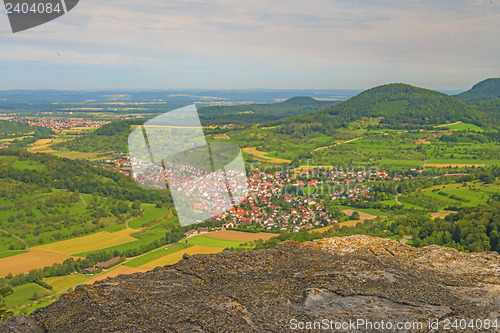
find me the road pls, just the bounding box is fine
[313,137,363,153]
[0,228,28,251]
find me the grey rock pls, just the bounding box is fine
[1,235,499,332]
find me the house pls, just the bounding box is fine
[95,257,121,269]
[81,267,96,275]
[197,227,209,232]
[184,229,197,238]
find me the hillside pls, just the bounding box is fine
[198,96,335,125]
[2,235,499,332]
[455,78,500,103]
[0,121,53,148]
[52,119,142,153]
[276,84,493,134]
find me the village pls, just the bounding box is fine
[110,155,392,234]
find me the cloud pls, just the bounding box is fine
[0,0,499,89]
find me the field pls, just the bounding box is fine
[310,219,365,233]
[139,245,225,269]
[124,243,193,268]
[0,251,72,277]
[436,122,483,132]
[202,230,279,242]
[32,229,138,256]
[185,235,250,248]
[342,209,378,220]
[44,274,89,292]
[84,265,148,284]
[3,283,53,309]
[0,251,28,259]
[128,204,171,229]
[424,163,487,168]
[242,147,292,164]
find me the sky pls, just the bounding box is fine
[0,0,499,90]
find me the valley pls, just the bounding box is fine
[0,79,499,320]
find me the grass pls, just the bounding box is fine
[13,301,54,316]
[10,160,46,171]
[44,274,89,292]
[124,243,192,268]
[73,226,168,257]
[139,245,225,269]
[0,251,28,259]
[438,122,483,132]
[128,204,171,229]
[3,283,53,309]
[0,251,72,277]
[32,229,138,256]
[330,205,388,217]
[185,235,249,248]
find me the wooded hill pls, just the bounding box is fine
[273,83,496,137]
[197,96,335,125]
[454,78,500,103]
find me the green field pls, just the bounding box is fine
[44,274,90,292]
[0,251,28,259]
[124,243,192,268]
[3,283,54,309]
[13,300,55,316]
[10,160,46,171]
[438,122,483,132]
[128,204,171,229]
[185,235,249,248]
[329,205,388,217]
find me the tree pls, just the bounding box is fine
[0,284,14,321]
[349,211,360,220]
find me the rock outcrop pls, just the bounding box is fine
[2,235,499,332]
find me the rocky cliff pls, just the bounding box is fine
[2,235,499,332]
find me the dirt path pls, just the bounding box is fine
[313,137,363,153]
[79,194,87,207]
[400,236,412,245]
[0,228,28,250]
[395,193,402,206]
[242,147,292,164]
[435,121,462,128]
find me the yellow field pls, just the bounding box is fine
[84,266,148,284]
[54,152,101,159]
[342,209,377,221]
[309,219,365,234]
[213,134,230,140]
[243,147,291,164]
[33,138,53,145]
[0,251,72,277]
[431,211,454,220]
[203,230,278,242]
[425,163,486,168]
[0,136,33,142]
[32,229,138,256]
[139,245,225,269]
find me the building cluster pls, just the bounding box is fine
[2,117,109,130]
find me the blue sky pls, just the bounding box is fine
[0,0,499,90]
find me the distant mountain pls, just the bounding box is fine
[454,78,500,103]
[275,83,493,134]
[198,96,336,125]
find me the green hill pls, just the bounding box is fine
[0,120,53,148]
[454,78,500,103]
[475,98,500,121]
[52,119,143,153]
[275,83,492,135]
[198,96,335,125]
